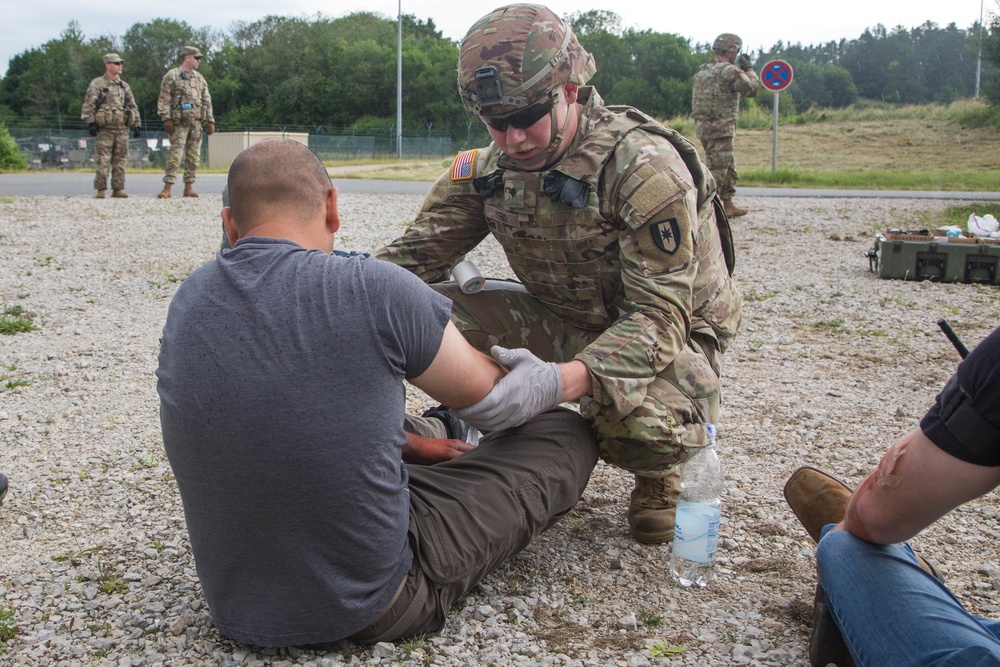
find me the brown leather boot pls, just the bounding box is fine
[183,183,199,198]
[95,189,106,199]
[783,467,852,542]
[723,198,748,218]
[157,184,172,199]
[628,470,682,544]
[111,190,128,198]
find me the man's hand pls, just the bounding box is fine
[737,53,753,71]
[163,119,174,135]
[451,346,562,432]
[205,121,215,135]
[402,432,475,465]
[133,125,141,138]
[88,122,98,137]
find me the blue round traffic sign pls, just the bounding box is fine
[761,60,794,92]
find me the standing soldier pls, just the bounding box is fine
[157,45,214,199]
[81,53,141,199]
[376,4,741,545]
[692,33,759,218]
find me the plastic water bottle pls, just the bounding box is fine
[669,424,724,587]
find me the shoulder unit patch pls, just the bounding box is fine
[451,149,478,181]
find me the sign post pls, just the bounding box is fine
[760,60,794,174]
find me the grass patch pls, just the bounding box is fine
[0,606,18,652]
[0,305,37,335]
[738,168,1000,191]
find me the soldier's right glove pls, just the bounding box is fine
[451,346,562,432]
[737,53,753,71]
[163,119,174,135]
[88,122,98,137]
[133,125,141,138]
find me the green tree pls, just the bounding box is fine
[121,19,214,124]
[0,121,28,169]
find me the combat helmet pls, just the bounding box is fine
[458,4,596,118]
[712,33,742,54]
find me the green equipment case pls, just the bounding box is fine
[869,232,1000,285]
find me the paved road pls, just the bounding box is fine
[0,172,997,200]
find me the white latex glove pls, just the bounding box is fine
[451,346,562,432]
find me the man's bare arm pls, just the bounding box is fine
[409,321,506,409]
[841,428,1000,544]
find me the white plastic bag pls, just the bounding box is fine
[968,213,999,238]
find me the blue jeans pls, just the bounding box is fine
[817,524,1000,666]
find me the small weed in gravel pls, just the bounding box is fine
[0,305,36,335]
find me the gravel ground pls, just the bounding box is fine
[1,192,999,667]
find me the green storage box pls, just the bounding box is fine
[874,236,1000,284]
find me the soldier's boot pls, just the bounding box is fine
[111,190,128,199]
[183,183,199,198]
[628,469,682,544]
[723,198,748,218]
[157,184,172,199]
[95,190,106,199]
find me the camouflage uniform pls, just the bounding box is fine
[377,86,741,474]
[692,34,759,202]
[157,64,213,185]
[81,68,140,193]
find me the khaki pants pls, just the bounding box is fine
[350,408,597,641]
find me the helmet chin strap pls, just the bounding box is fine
[505,90,575,171]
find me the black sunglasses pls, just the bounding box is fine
[484,100,552,132]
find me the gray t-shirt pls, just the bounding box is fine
[156,237,451,646]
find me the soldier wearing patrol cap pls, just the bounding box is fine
[157,45,214,199]
[376,3,742,544]
[80,53,141,199]
[692,33,759,218]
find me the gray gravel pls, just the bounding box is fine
[1,193,999,667]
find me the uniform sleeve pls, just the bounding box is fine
[200,74,214,123]
[157,71,172,119]
[373,166,491,282]
[125,83,141,126]
[724,64,759,99]
[81,81,97,121]
[575,133,700,420]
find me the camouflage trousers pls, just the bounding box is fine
[163,123,203,185]
[696,129,737,200]
[93,126,129,191]
[432,281,721,474]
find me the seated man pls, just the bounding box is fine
[784,324,1000,666]
[156,138,598,647]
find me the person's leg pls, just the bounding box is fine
[818,528,1000,667]
[93,130,112,194]
[182,124,203,187]
[352,408,598,641]
[162,123,188,186]
[110,128,128,193]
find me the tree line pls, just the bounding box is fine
[0,10,996,141]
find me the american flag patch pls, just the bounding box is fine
[450,149,477,181]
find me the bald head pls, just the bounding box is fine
[226,139,332,234]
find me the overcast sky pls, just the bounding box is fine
[2,0,990,77]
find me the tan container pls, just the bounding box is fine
[207,131,309,169]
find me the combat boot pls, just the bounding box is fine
[723,198,748,218]
[183,183,199,198]
[157,184,172,199]
[111,190,128,199]
[95,189,106,199]
[628,470,682,544]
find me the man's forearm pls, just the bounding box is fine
[559,360,593,402]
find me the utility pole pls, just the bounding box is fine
[976,0,984,98]
[396,0,403,158]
